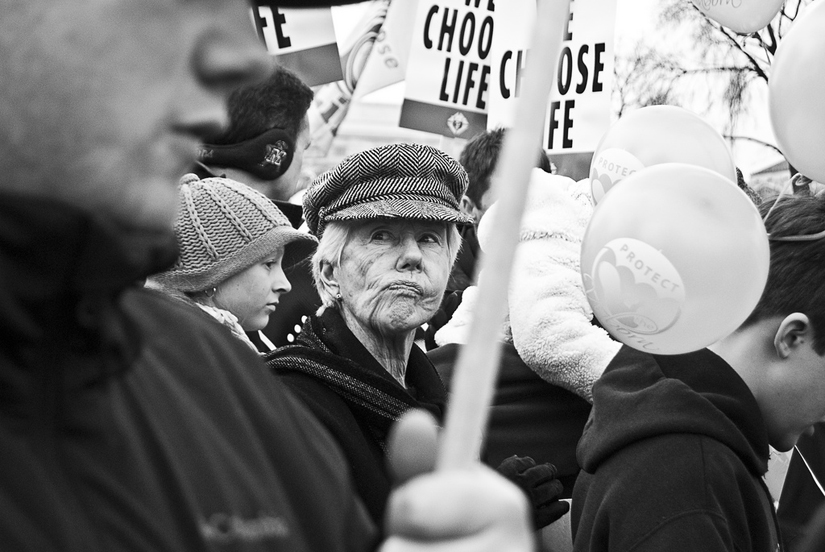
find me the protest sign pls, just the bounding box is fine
[399,0,495,139]
[488,0,617,154]
[309,1,390,157]
[251,3,343,86]
[353,0,419,100]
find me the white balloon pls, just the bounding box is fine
[581,163,769,355]
[590,148,646,204]
[691,0,784,34]
[769,0,825,183]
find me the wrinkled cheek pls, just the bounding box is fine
[419,288,444,314]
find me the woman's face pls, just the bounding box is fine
[332,219,452,338]
[214,249,291,331]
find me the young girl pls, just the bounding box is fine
[149,174,316,352]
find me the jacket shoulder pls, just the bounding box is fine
[573,433,772,552]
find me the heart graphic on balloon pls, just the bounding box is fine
[589,148,646,204]
[587,240,684,339]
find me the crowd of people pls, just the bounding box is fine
[2,0,825,551]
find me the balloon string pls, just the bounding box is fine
[762,175,795,225]
[794,445,825,499]
[759,32,772,68]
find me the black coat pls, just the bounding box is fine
[572,346,782,552]
[266,309,447,526]
[0,194,376,552]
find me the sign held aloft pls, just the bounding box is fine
[251,2,343,86]
[400,0,497,139]
[488,0,617,154]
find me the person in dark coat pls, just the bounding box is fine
[267,143,567,529]
[0,0,546,550]
[428,171,617,549]
[572,194,825,552]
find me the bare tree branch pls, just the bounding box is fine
[723,135,784,155]
[714,24,770,81]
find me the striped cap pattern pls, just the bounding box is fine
[152,174,316,293]
[303,143,474,237]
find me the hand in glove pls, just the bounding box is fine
[496,455,569,530]
[382,411,535,552]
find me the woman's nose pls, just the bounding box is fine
[396,236,423,270]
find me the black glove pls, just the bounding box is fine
[496,455,570,530]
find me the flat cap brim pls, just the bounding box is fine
[324,196,475,227]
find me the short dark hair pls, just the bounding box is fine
[208,64,313,145]
[458,127,551,206]
[742,195,825,354]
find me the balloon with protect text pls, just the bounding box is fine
[588,105,736,205]
[581,163,769,355]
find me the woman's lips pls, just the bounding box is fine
[386,281,424,295]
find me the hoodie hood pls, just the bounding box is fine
[577,345,770,477]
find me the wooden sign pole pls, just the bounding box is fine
[437,0,572,471]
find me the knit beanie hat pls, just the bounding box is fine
[152,174,317,293]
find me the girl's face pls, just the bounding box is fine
[214,248,291,331]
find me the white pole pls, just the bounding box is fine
[437,0,572,470]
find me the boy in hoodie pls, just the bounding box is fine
[571,193,825,552]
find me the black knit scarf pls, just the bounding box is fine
[264,309,446,449]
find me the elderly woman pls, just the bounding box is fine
[265,143,465,523]
[149,174,316,352]
[265,143,566,529]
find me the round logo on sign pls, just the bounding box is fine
[589,148,645,204]
[588,238,685,338]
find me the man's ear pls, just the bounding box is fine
[774,313,813,359]
[319,260,339,296]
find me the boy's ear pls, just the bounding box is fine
[774,313,812,359]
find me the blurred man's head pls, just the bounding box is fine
[458,127,552,225]
[199,64,314,201]
[0,0,270,231]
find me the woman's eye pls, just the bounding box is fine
[370,230,392,241]
[419,233,441,244]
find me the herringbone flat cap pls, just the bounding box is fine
[303,143,474,237]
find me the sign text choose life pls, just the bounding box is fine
[423,1,495,110]
[549,0,607,150]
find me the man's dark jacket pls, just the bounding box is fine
[572,346,782,552]
[0,193,376,551]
